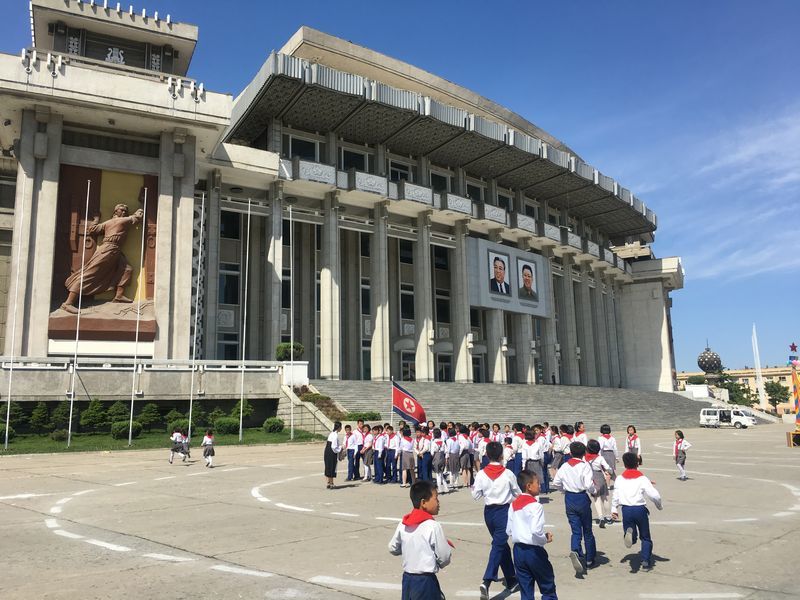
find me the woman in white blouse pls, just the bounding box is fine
[324,421,343,489]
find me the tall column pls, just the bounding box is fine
[299,223,316,377]
[514,239,535,384]
[592,267,611,387]
[266,182,283,360]
[370,202,390,380]
[451,219,473,383]
[613,281,627,387]
[154,131,175,358]
[540,248,559,384]
[342,229,361,379]
[559,253,580,385]
[247,215,265,359]
[319,192,341,379]
[203,170,221,359]
[171,133,197,359]
[414,211,435,381]
[486,309,507,383]
[604,274,621,387]
[576,260,597,386]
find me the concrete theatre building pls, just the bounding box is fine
[0,1,683,394]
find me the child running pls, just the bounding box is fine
[585,439,613,528]
[388,480,452,599]
[507,470,558,600]
[201,428,215,468]
[168,426,185,464]
[674,430,692,480]
[598,424,618,481]
[612,452,662,571]
[626,425,642,465]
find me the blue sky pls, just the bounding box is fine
[3,1,798,372]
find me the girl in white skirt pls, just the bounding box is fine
[202,429,215,468]
[674,430,692,480]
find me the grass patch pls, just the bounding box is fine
[0,428,324,455]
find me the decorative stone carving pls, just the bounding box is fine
[218,309,235,328]
[105,47,125,65]
[543,223,560,242]
[514,214,537,234]
[398,181,433,205]
[446,193,472,215]
[67,36,81,55]
[150,53,162,72]
[586,240,599,257]
[349,171,388,196]
[482,204,507,224]
[402,321,415,336]
[437,326,450,339]
[295,158,336,185]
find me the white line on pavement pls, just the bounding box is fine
[375,517,401,522]
[211,565,273,578]
[275,502,314,512]
[639,594,743,599]
[723,518,759,523]
[772,512,794,517]
[54,529,83,539]
[154,476,176,481]
[651,521,697,525]
[85,539,131,552]
[112,482,137,487]
[0,493,52,500]
[330,512,359,517]
[219,467,249,472]
[187,471,209,476]
[56,497,73,505]
[49,506,62,514]
[308,575,401,590]
[646,468,732,478]
[45,518,59,528]
[72,489,96,496]
[142,553,195,562]
[261,464,287,468]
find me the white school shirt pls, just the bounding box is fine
[502,445,515,466]
[440,430,450,442]
[575,432,589,445]
[598,435,618,458]
[586,454,612,473]
[363,433,374,450]
[506,495,548,546]
[626,434,641,455]
[345,433,359,451]
[170,432,182,443]
[552,459,596,494]
[512,433,525,454]
[544,429,553,444]
[491,430,504,443]
[415,436,431,456]
[387,433,400,451]
[432,438,446,455]
[520,440,536,463]
[550,435,563,453]
[673,439,692,456]
[201,435,214,447]
[399,436,414,453]
[374,432,386,455]
[471,464,521,505]
[328,431,342,453]
[477,438,489,461]
[353,429,364,447]
[447,438,460,455]
[612,470,662,512]
[388,517,451,574]
[457,434,471,453]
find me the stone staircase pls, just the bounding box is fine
[310,380,711,431]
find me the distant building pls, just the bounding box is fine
[677,366,793,395]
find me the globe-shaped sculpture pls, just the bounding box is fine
[697,347,722,373]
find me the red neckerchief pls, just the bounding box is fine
[425,434,432,440]
[403,436,412,443]
[585,452,599,462]
[567,458,583,466]
[515,432,525,439]
[388,433,396,440]
[511,493,538,511]
[601,433,612,439]
[621,468,644,479]
[525,439,535,446]
[674,439,681,456]
[402,508,435,526]
[563,433,573,441]
[345,433,352,445]
[483,463,506,480]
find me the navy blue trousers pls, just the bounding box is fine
[513,543,558,600]
[481,455,490,469]
[483,503,517,585]
[401,572,441,600]
[385,449,397,482]
[373,451,384,483]
[621,504,653,563]
[564,492,596,563]
[354,444,363,477]
[511,454,522,476]
[418,453,433,481]
[541,453,551,493]
[346,449,357,480]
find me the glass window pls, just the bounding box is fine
[360,233,370,257]
[219,273,239,305]
[430,172,449,194]
[497,194,512,211]
[399,239,413,264]
[466,183,483,202]
[435,298,450,324]
[433,246,449,270]
[282,219,291,243]
[401,352,416,381]
[362,349,371,381]
[361,286,370,315]
[282,269,291,309]
[220,211,240,239]
[0,179,14,210]
[524,204,537,218]
[470,308,481,328]
[389,160,412,183]
[217,341,239,360]
[289,137,317,161]
[400,291,415,320]
[341,148,367,171]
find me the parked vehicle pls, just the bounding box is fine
[699,408,756,429]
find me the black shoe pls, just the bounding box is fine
[599,519,606,529]
[641,561,652,571]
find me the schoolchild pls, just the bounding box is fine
[400,427,417,488]
[447,428,461,487]
[181,429,191,460]
[598,424,619,480]
[574,422,588,446]
[439,422,450,442]
[507,470,558,600]
[510,423,526,476]
[612,452,662,571]
[386,425,400,483]
[560,425,574,462]
[201,428,215,468]
[324,421,342,489]
[458,425,473,489]
[478,429,491,469]
[388,480,452,600]
[344,425,359,481]
[626,425,642,465]
[353,419,364,480]
[491,423,503,443]
[361,425,374,482]
[585,439,613,527]
[168,426,185,464]
[373,425,386,484]
[431,428,450,494]
[503,436,515,467]
[549,426,564,474]
[552,441,597,575]
[472,441,520,600]
[674,430,692,481]
[415,427,433,482]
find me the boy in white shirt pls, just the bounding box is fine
[372,425,385,484]
[472,441,521,600]
[507,470,557,600]
[612,452,662,571]
[389,480,452,599]
[361,425,374,482]
[344,425,359,481]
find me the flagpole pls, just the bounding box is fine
[238,198,251,443]
[128,187,148,446]
[389,375,394,429]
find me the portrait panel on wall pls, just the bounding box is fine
[488,251,511,296]
[517,258,538,302]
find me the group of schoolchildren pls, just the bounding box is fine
[168,427,216,468]
[389,422,693,600]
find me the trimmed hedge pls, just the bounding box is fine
[346,411,381,422]
[168,419,190,434]
[213,416,240,435]
[263,417,284,433]
[50,429,67,441]
[0,423,15,441]
[111,420,142,440]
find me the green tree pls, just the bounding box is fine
[764,381,790,409]
[136,403,162,432]
[686,375,706,385]
[29,401,51,432]
[0,401,28,427]
[165,408,185,426]
[276,342,304,361]
[208,406,226,424]
[80,399,108,431]
[50,400,72,430]
[230,398,254,421]
[107,401,129,423]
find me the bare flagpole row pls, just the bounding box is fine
[67,179,92,448]
[187,193,206,442]
[239,198,252,442]
[127,187,148,446]
[3,178,26,450]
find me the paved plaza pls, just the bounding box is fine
[1,423,798,599]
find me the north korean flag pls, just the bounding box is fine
[392,381,427,425]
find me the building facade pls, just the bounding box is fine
[0,1,683,392]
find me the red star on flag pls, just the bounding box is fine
[791,343,798,353]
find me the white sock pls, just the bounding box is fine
[677,464,686,478]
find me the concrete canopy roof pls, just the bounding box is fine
[226,33,656,239]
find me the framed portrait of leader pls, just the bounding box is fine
[488,251,511,295]
[517,258,538,302]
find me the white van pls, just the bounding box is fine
[699,408,757,429]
